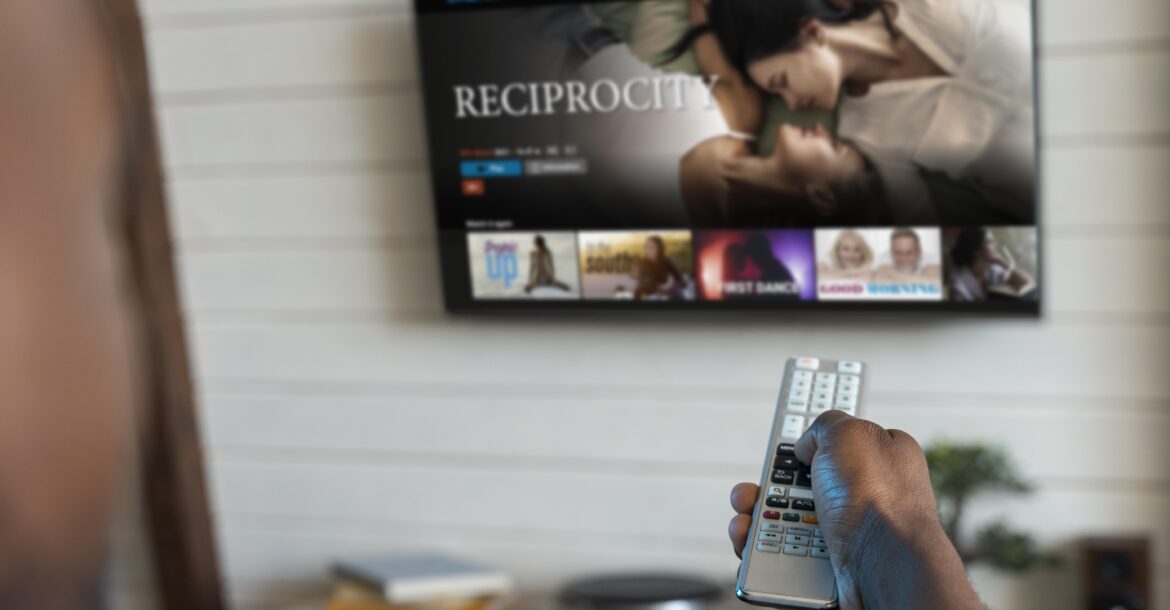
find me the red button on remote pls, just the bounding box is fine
[762,511,781,520]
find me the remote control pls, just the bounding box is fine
[736,357,866,609]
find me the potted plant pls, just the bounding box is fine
[925,441,1060,571]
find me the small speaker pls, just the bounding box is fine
[1081,537,1150,610]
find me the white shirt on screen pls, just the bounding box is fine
[950,262,1011,301]
[838,0,1035,222]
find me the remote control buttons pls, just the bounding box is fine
[773,456,800,470]
[757,541,782,553]
[788,487,814,500]
[756,358,863,567]
[780,415,805,438]
[792,499,815,511]
[836,392,858,406]
[795,357,820,370]
[838,361,863,374]
[771,469,795,485]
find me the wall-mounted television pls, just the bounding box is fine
[414,0,1040,313]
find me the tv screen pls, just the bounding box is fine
[414,0,1040,313]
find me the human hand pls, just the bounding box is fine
[995,245,1016,270]
[728,411,982,610]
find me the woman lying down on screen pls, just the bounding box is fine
[672,0,1036,224]
[678,122,889,227]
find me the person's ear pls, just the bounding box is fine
[806,183,837,217]
[800,20,827,46]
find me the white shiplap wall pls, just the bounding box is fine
[121,0,1170,607]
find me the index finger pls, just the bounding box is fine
[794,410,854,465]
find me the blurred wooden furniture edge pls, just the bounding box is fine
[279,591,553,610]
[100,0,226,608]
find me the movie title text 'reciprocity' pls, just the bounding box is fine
[453,76,719,119]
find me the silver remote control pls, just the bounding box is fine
[736,356,866,609]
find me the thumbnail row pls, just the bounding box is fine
[468,228,1039,303]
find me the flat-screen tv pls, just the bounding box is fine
[414,0,1040,313]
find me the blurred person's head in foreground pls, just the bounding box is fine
[2,2,143,608]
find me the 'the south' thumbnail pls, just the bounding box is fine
[577,231,695,301]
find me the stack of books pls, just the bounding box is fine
[328,552,514,610]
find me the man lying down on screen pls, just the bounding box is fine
[577,0,1036,227]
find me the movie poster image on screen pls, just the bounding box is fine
[942,227,1038,302]
[467,232,581,299]
[815,228,943,301]
[414,0,1036,235]
[577,231,695,301]
[696,230,815,301]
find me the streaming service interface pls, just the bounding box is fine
[415,0,1040,312]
